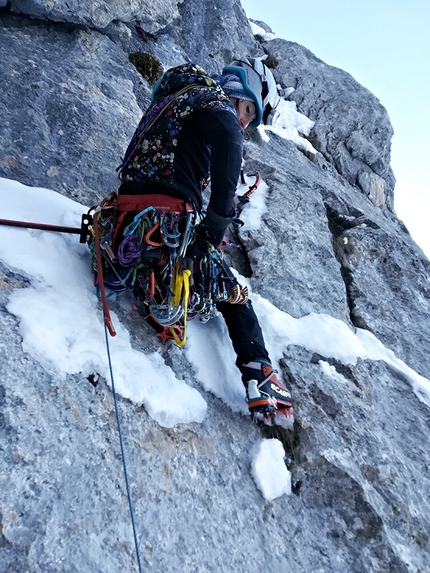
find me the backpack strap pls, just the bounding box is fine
[117,83,203,179]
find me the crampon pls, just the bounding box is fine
[243,359,294,430]
[249,398,294,430]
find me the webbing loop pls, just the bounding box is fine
[169,266,191,347]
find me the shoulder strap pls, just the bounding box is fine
[117,83,202,179]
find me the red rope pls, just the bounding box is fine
[93,213,116,337]
[0,218,82,235]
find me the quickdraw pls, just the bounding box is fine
[169,265,192,347]
[231,171,262,228]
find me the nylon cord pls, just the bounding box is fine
[104,324,143,573]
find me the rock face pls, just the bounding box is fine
[1,2,430,573]
[0,16,143,207]
[270,39,396,209]
[9,0,182,31]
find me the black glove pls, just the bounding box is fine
[190,206,231,257]
[189,226,214,258]
[204,205,231,247]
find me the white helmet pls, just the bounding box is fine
[222,57,280,128]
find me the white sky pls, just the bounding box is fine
[241,0,430,259]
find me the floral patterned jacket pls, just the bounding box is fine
[119,64,243,218]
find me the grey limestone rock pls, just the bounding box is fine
[166,0,257,73]
[238,136,351,323]
[9,0,182,31]
[337,212,430,377]
[0,15,143,206]
[1,2,430,572]
[261,37,396,209]
[239,131,430,379]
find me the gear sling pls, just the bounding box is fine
[88,186,250,347]
[89,191,197,346]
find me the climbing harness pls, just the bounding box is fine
[87,172,261,346]
[87,192,195,345]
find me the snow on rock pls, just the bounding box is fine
[265,99,316,154]
[251,439,292,500]
[0,178,207,428]
[247,19,277,42]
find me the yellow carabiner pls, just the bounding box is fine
[170,267,191,347]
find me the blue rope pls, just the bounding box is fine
[104,324,143,573]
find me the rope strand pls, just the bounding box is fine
[104,324,143,573]
[117,234,144,267]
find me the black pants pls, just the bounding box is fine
[117,183,270,372]
[216,299,269,372]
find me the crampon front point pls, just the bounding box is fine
[250,401,294,430]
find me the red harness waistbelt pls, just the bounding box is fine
[115,193,193,214]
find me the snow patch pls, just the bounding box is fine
[247,20,277,42]
[251,439,292,500]
[265,99,316,154]
[1,177,430,430]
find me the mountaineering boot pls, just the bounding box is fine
[242,359,294,428]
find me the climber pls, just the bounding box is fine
[117,57,293,424]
